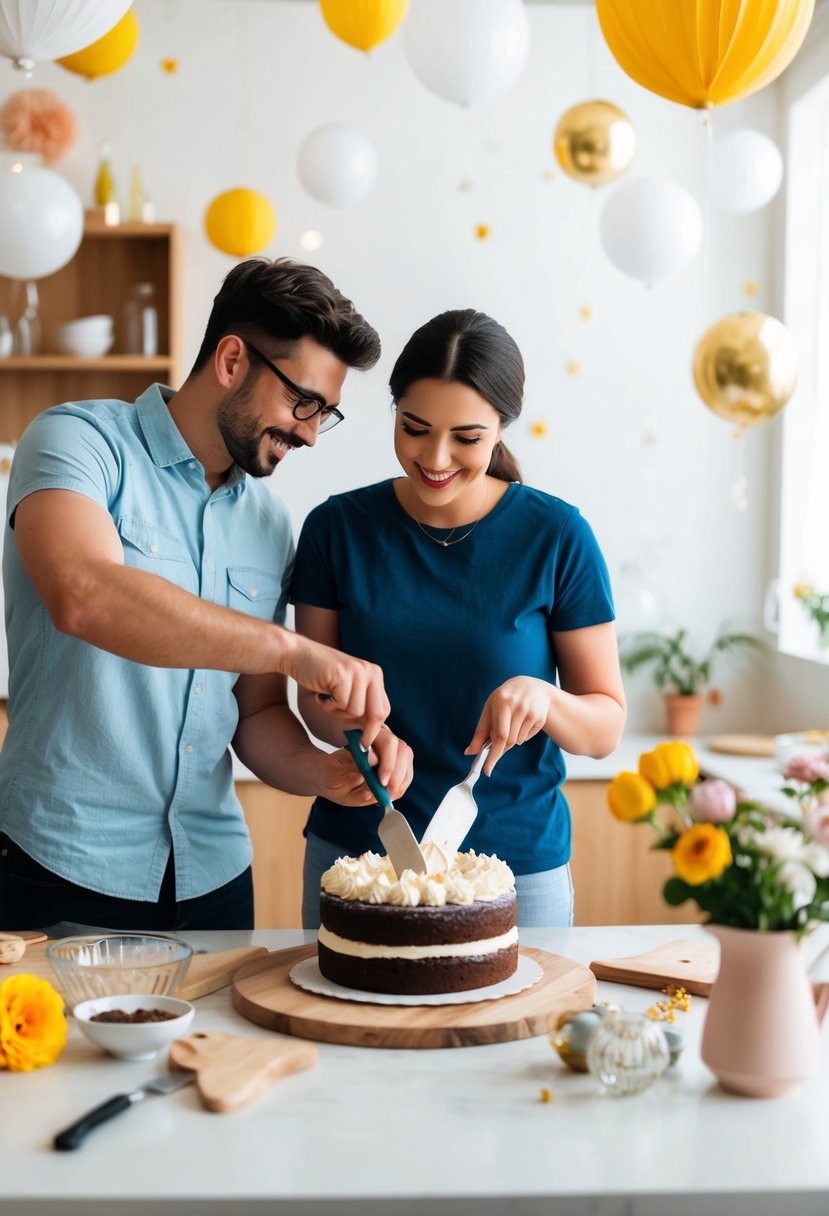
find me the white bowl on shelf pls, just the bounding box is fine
[55,330,114,358]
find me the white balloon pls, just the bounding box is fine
[0,0,132,70]
[600,177,703,285]
[297,124,378,208]
[0,161,83,280]
[711,128,783,215]
[403,0,530,107]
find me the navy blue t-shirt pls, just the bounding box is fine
[290,479,614,875]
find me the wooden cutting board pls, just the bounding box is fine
[705,734,775,757]
[589,939,719,997]
[169,1031,317,1112]
[0,940,268,1005]
[232,943,596,1049]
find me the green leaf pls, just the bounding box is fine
[662,877,693,906]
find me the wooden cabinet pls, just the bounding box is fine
[0,215,183,442]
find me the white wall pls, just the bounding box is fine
[2,0,811,733]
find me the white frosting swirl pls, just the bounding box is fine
[321,842,514,907]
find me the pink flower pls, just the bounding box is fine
[805,804,829,851]
[689,779,737,824]
[783,750,829,785]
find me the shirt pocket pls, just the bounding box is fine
[227,566,282,622]
[117,516,198,594]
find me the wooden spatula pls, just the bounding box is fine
[168,1031,318,1112]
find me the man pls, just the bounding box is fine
[0,257,411,931]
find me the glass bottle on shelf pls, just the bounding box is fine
[14,281,41,356]
[0,314,12,358]
[124,283,158,357]
[128,167,156,224]
[94,141,120,225]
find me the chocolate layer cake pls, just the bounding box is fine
[318,845,518,995]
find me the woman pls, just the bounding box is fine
[291,309,626,927]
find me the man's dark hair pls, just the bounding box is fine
[190,257,381,374]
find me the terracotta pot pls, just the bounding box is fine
[701,925,821,1098]
[663,691,703,737]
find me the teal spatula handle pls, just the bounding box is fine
[344,729,393,810]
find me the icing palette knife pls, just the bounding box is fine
[344,729,427,879]
[421,742,491,854]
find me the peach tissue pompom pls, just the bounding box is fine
[0,89,78,164]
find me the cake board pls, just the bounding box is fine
[231,943,597,1049]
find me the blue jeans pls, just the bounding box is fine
[302,832,574,930]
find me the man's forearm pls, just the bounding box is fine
[233,703,330,795]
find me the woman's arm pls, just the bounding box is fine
[294,603,414,798]
[466,622,626,771]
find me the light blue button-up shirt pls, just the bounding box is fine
[0,386,294,900]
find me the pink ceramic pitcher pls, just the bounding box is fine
[701,925,825,1099]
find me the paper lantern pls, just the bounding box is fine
[600,178,702,285]
[0,159,83,279]
[0,0,131,71]
[57,8,138,80]
[711,129,783,215]
[403,0,529,107]
[596,0,814,109]
[298,124,377,207]
[554,100,637,187]
[693,312,797,428]
[204,189,276,257]
[319,0,408,52]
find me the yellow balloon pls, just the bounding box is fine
[692,312,798,428]
[57,9,139,80]
[319,0,409,52]
[204,189,277,258]
[596,0,814,109]
[553,100,636,186]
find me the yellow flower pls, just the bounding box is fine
[607,771,657,822]
[671,824,732,886]
[793,581,814,600]
[639,741,699,790]
[0,975,68,1072]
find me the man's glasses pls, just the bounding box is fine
[245,341,344,433]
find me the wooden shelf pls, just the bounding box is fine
[0,355,174,372]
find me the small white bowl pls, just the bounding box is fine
[72,994,194,1061]
[56,314,114,333]
[55,331,114,358]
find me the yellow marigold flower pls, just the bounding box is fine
[639,741,699,790]
[671,824,732,886]
[0,975,68,1072]
[607,771,656,822]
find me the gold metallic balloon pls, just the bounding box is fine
[553,100,637,186]
[692,311,798,428]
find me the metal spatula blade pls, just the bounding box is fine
[421,742,492,854]
[344,730,427,878]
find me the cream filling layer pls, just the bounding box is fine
[318,925,518,961]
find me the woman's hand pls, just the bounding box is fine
[320,727,414,807]
[466,677,554,774]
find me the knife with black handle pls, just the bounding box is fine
[53,1071,195,1150]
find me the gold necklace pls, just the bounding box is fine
[414,516,480,547]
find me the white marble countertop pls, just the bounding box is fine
[2,924,828,1216]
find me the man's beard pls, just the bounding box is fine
[217,377,299,478]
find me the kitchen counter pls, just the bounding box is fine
[2,924,828,1216]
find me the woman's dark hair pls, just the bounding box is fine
[389,309,523,483]
[190,257,381,374]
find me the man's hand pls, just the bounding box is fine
[319,731,414,807]
[287,635,390,747]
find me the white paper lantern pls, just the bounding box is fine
[600,178,702,286]
[297,124,378,208]
[0,0,132,71]
[403,0,530,107]
[0,160,83,279]
[711,128,783,215]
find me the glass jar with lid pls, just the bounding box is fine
[586,1008,670,1096]
[124,282,158,357]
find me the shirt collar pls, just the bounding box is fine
[135,384,247,496]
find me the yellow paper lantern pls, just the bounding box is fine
[319,0,409,52]
[56,8,139,80]
[692,311,798,429]
[204,189,277,257]
[596,0,814,109]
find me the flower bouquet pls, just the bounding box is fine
[607,741,829,935]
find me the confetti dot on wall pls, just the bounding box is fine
[579,305,592,321]
[474,224,491,241]
[160,58,179,74]
[742,280,758,297]
[458,180,473,193]
[540,169,556,183]
[530,421,548,439]
[0,457,11,473]
[299,229,323,251]
[565,360,581,376]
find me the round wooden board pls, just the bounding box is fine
[705,733,775,757]
[231,944,596,1049]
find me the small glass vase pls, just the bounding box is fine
[586,1009,670,1096]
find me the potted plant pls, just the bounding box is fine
[619,625,765,736]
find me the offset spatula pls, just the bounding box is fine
[344,729,427,878]
[421,742,491,854]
